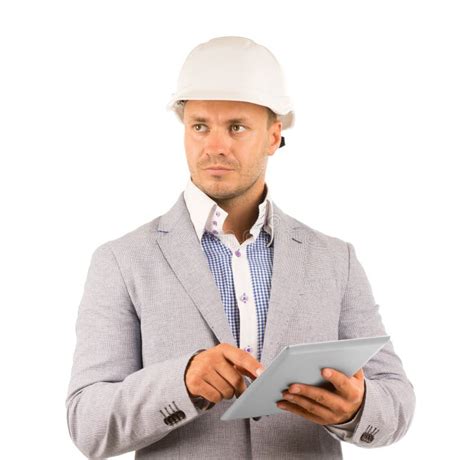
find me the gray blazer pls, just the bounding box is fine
[65,192,415,459]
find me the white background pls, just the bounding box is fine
[1,1,473,458]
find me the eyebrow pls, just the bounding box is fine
[187,116,250,124]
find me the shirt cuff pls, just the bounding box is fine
[190,395,215,411]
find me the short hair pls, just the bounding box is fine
[266,107,279,128]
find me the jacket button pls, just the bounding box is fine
[360,425,379,443]
[161,402,187,426]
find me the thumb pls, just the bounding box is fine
[353,368,365,380]
[235,375,248,398]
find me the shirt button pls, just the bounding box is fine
[212,220,217,225]
[244,346,252,352]
[239,293,248,303]
[235,249,241,257]
[212,230,218,235]
[216,211,220,217]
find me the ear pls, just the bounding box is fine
[267,121,283,156]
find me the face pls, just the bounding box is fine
[182,100,282,202]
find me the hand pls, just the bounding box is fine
[185,343,265,404]
[277,368,365,425]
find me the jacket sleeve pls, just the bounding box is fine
[322,242,416,447]
[65,242,206,459]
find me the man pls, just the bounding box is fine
[66,36,415,459]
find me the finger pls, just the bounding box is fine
[198,378,226,404]
[279,393,336,420]
[234,363,258,381]
[215,364,248,397]
[237,373,248,396]
[205,369,239,400]
[353,368,365,381]
[285,384,346,413]
[232,365,252,397]
[234,378,247,398]
[220,343,264,379]
[276,399,334,425]
[321,368,353,397]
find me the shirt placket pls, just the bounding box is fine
[231,243,259,359]
[210,205,262,360]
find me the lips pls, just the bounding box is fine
[205,167,233,171]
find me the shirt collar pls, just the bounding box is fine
[183,177,274,247]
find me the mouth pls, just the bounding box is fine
[205,167,234,174]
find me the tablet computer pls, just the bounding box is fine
[221,335,390,421]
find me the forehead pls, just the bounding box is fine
[183,100,267,122]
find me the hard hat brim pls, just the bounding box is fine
[166,92,294,130]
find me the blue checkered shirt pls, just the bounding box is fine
[183,177,274,362]
[201,229,273,361]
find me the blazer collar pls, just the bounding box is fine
[155,192,308,367]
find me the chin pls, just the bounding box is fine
[206,182,238,200]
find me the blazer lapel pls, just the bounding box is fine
[155,192,237,348]
[259,202,307,367]
[155,192,308,367]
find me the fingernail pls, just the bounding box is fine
[323,369,332,378]
[256,368,264,377]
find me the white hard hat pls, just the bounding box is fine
[166,36,295,134]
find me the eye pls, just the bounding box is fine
[192,124,208,132]
[230,124,246,133]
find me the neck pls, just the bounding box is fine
[217,181,267,245]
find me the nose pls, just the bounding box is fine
[203,127,232,155]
